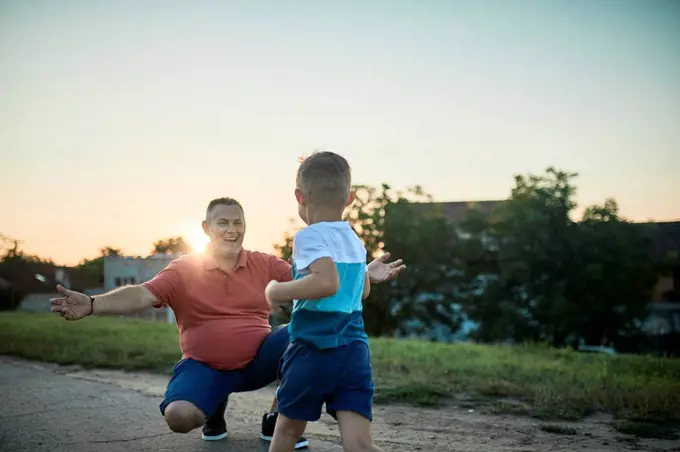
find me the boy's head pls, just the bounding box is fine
[295,151,354,224]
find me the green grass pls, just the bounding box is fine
[2,312,680,428]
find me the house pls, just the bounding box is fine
[103,254,179,322]
[0,261,103,312]
[103,254,179,291]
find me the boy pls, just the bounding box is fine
[264,151,384,452]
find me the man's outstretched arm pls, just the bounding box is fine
[93,285,159,314]
[50,284,159,320]
[51,263,181,321]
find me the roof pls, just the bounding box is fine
[436,201,504,224]
[386,202,680,264]
[105,254,182,261]
[387,200,504,225]
[0,262,101,294]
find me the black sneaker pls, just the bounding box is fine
[201,420,227,441]
[202,400,228,441]
[261,412,309,449]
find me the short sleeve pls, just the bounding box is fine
[142,260,184,309]
[270,255,293,282]
[293,226,333,272]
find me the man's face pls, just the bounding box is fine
[202,204,245,256]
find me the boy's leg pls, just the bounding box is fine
[269,414,308,452]
[336,411,383,452]
[326,341,378,452]
[274,343,329,450]
[234,324,309,447]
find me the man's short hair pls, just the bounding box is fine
[296,151,352,208]
[205,197,244,221]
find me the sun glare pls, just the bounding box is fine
[187,228,210,253]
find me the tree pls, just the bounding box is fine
[456,167,661,347]
[77,246,123,285]
[273,219,298,263]
[0,236,53,265]
[376,196,463,338]
[151,237,191,255]
[567,201,661,346]
[0,236,54,310]
[273,184,462,337]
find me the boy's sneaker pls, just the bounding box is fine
[261,412,309,449]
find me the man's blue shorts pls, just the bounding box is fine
[276,340,375,422]
[160,325,289,418]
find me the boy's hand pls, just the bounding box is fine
[265,280,280,307]
[367,252,406,283]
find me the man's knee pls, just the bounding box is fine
[163,401,206,433]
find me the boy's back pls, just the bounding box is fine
[289,221,368,349]
[265,150,383,452]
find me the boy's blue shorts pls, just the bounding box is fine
[276,340,374,422]
[159,325,289,418]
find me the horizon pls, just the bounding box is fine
[2,1,679,266]
[4,193,679,268]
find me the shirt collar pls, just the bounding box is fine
[203,248,248,271]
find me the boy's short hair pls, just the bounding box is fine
[205,197,244,221]
[296,151,352,208]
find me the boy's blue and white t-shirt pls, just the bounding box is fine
[289,221,368,349]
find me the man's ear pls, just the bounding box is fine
[295,188,306,205]
[346,190,356,207]
[201,220,209,235]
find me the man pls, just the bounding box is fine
[50,197,405,450]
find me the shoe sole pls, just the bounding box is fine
[260,434,309,450]
[295,439,310,449]
[201,432,228,441]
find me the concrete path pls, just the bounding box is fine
[3,357,676,452]
[0,361,341,452]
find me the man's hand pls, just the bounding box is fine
[367,252,406,283]
[50,285,93,321]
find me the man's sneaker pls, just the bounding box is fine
[261,412,309,450]
[202,400,228,441]
[201,419,228,441]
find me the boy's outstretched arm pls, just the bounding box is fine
[266,257,339,306]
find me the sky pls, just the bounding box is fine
[1,0,679,266]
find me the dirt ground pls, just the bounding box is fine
[4,357,679,452]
